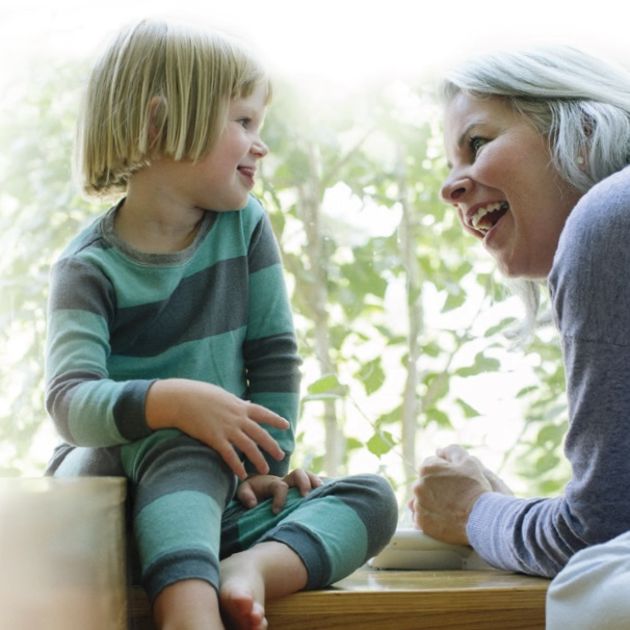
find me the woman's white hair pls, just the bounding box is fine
[442,46,630,193]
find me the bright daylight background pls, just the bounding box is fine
[1,0,629,506]
[3,0,628,92]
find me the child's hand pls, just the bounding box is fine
[237,469,323,513]
[146,379,290,480]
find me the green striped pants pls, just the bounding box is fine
[53,431,399,602]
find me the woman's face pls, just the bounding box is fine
[441,92,582,279]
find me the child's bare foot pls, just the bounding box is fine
[219,541,308,630]
[152,578,225,630]
[219,553,267,630]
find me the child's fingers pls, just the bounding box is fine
[233,435,271,475]
[287,469,311,495]
[308,472,323,488]
[285,469,323,495]
[216,443,248,480]
[270,479,289,513]
[242,422,285,461]
[236,481,258,508]
[295,469,316,495]
[246,402,290,429]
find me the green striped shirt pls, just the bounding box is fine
[46,195,301,475]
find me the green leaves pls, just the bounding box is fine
[355,357,385,396]
[367,431,396,457]
[456,353,501,378]
[1,61,569,498]
[304,374,349,400]
[456,398,481,419]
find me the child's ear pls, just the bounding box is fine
[146,96,167,151]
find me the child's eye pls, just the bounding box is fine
[238,118,251,128]
[469,136,487,157]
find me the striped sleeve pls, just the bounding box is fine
[45,255,154,446]
[243,206,301,476]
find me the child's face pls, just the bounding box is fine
[184,82,269,212]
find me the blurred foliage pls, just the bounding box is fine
[0,62,570,501]
[0,61,108,475]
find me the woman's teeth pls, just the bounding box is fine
[470,201,509,233]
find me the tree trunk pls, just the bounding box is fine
[297,145,343,476]
[397,151,424,484]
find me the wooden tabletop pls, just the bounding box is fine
[265,567,550,630]
[129,567,550,629]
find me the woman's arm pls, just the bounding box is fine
[467,169,630,576]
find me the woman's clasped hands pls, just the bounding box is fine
[410,444,513,545]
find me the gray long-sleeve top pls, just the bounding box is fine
[467,165,630,577]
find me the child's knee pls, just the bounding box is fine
[324,473,398,551]
[355,473,398,539]
[123,432,238,500]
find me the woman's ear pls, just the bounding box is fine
[576,153,588,171]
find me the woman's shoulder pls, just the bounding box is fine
[586,165,630,204]
[550,166,630,337]
[565,166,630,235]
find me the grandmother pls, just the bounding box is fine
[409,46,630,629]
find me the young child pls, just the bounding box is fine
[45,19,398,629]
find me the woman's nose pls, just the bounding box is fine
[440,175,471,204]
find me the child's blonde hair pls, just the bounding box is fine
[76,19,270,197]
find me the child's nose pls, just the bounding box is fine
[252,139,268,158]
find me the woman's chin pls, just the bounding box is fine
[495,258,550,280]
[492,254,521,279]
